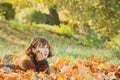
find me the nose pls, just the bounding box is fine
[44,49,49,53]
[44,50,48,53]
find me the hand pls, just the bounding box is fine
[0,63,4,68]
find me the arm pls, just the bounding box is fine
[2,60,35,71]
[0,63,22,70]
[0,63,4,68]
[21,60,36,71]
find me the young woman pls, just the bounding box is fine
[0,37,53,74]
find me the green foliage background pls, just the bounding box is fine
[0,0,120,64]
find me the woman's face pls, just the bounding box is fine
[32,44,49,61]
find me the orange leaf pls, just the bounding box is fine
[72,64,79,75]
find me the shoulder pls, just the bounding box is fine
[10,55,29,66]
[10,55,22,67]
[21,56,35,70]
[11,55,35,70]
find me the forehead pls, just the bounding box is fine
[32,38,49,47]
[38,43,49,47]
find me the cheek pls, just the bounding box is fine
[42,52,49,58]
[43,51,49,55]
[32,48,38,54]
[36,53,42,59]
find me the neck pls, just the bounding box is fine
[38,59,46,63]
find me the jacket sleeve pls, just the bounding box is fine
[5,58,35,71]
[21,60,36,71]
[5,63,23,70]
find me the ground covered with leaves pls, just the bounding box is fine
[0,57,120,80]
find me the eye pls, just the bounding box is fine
[36,51,41,54]
[37,51,40,53]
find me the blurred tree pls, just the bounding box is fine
[46,0,120,36]
[90,0,120,36]
[49,6,60,25]
[1,0,120,37]
[0,2,15,20]
[25,6,60,25]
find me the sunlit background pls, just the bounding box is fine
[0,0,120,64]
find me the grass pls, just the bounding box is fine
[0,20,120,65]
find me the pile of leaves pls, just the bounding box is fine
[0,57,120,80]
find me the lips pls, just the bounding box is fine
[43,54,48,57]
[42,53,48,58]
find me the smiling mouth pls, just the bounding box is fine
[44,54,47,56]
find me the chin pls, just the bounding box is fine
[37,59,42,61]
